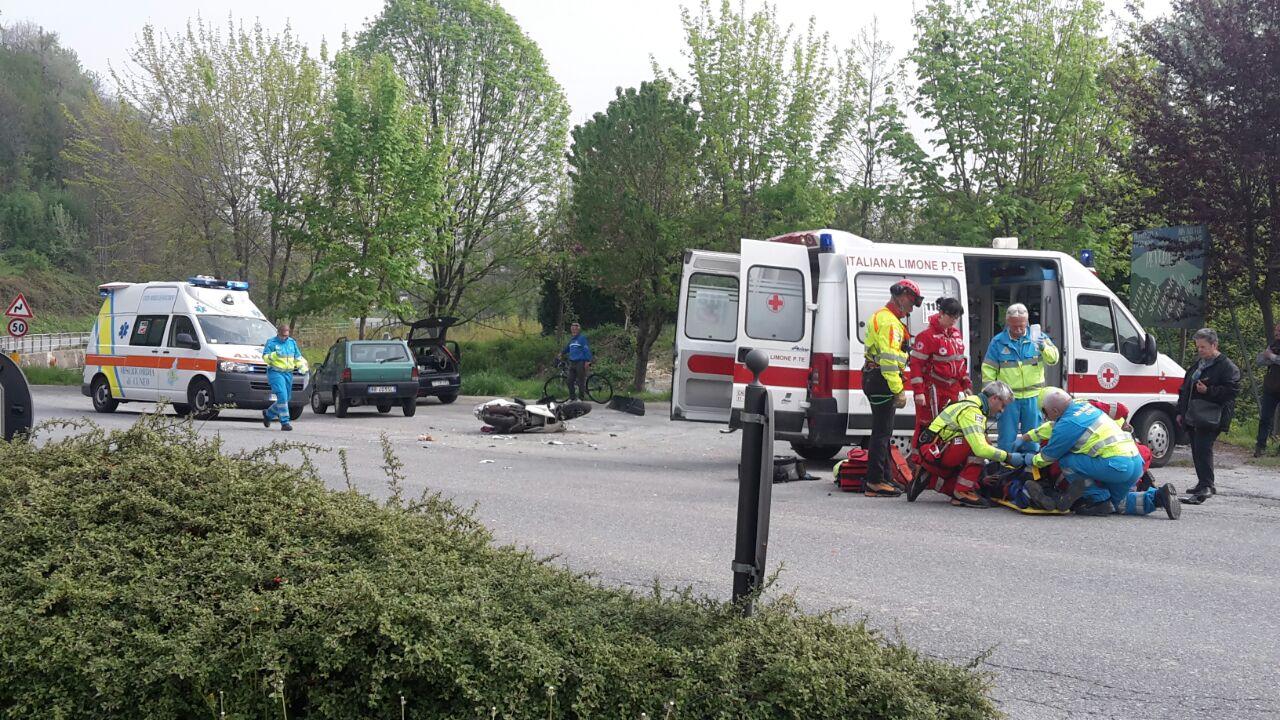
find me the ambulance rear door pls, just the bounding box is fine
[671,250,740,422]
[845,248,968,436]
[733,239,813,430]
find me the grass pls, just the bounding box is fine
[17,365,81,386]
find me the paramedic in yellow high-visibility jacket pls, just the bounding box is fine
[262,323,308,431]
[861,279,923,497]
[982,303,1059,451]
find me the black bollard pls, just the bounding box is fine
[732,348,774,615]
[0,353,33,441]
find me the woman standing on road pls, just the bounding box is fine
[1176,328,1241,499]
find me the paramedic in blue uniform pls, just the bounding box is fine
[560,322,593,401]
[262,324,308,431]
[982,303,1059,451]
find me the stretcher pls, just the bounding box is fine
[992,498,1069,515]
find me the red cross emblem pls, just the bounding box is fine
[767,293,784,313]
[1098,362,1120,390]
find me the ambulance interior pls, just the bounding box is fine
[963,257,1065,390]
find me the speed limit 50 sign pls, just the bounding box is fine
[7,317,29,338]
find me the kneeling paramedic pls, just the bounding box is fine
[1020,393,1156,491]
[262,324,308,431]
[862,279,923,497]
[1022,389,1179,518]
[982,303,1059,451]
[908,381,1016,508]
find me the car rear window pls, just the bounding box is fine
[349,343,411,363]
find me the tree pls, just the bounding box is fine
[358,0,569,321]
[1117,0,1280,332]
[568,81,700,392]
[823,21,925,240]
[292,52,444,338]
[910,0,1129,268]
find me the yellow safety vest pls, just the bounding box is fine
[926,396,1008,462]
[865,306,909,394]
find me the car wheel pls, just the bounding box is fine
[288,403,305,421]
[334,387,349,418]
[1135,408,1175,468]
[188,378,218,420]
[311,391,328,414]
[90,376,119,413]
[377,403,392,414]
[788,441,844,462]
[172,403,191,416]
[437,392,458,405]
[402,397,417,417]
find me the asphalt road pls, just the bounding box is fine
[24,386,1280,720]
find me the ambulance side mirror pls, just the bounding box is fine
[1142,333,1158,365]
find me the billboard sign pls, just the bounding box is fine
[1130,225,1209,329]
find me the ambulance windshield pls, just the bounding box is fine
[198,315,276,346]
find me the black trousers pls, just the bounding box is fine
[1190,427,1219,489]
[1257,390,1280,448]
[864,370,897,485]
[567,360,589,400]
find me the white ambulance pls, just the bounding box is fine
[81,276,311,419]
[671,230,1187,467]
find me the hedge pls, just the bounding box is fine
[0,417,998,719]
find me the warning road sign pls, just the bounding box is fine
[7,317,29,337]
[5,293,33,319]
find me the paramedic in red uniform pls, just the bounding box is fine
[908,296,970,447]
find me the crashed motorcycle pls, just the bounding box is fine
[474,397,591,434]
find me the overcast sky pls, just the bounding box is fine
[4,0,1170,125]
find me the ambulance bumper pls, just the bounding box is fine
[213,370,311,410]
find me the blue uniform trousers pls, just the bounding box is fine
[997,395,1042,451]
[264,369,292,425]
[1059,452,1155,515]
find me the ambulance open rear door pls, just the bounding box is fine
[732,239,813,434]
[671,250,740,422]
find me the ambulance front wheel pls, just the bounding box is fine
[789,441,843,461]
[1134,408,1175,468]
[288,403,305,421]
[90,376,118,413]
[187,378,219,420]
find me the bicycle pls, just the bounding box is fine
[543,358,614,404]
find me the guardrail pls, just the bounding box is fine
[0,332,91,354]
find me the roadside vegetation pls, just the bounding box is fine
[15,365,79,385]
[0,417,997,718]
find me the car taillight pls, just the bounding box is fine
[808,352,834,399]
[341,368,351,383]
[412,366,419,378]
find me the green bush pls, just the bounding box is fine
[461,369,545,399]
[459,334,561,378]
[16,365,81,385]
[0,418,997,719]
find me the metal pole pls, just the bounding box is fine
[732,349,772,615]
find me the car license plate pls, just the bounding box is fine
[431,380,449,387]
[369,386,396,394]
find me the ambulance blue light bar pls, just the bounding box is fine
[819,232,834,252]
[188,276,250,291]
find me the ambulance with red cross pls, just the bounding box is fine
[81,277,311,419]
[671,230,1187,467]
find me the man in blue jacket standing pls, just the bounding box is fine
[561,322,592,401]
[262,323,308,431]
[982,304,1060,451]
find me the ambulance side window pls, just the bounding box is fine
[744,266,804,342]
[130,315,169,347]
[167,316,199,349]
[853,273,962,342]
[1077,295,1118,352]
[684,273,739,342]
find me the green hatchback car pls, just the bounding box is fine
[309,339,419,417]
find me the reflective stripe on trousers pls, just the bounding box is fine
[264,370,292,424]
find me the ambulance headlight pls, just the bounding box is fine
[219,361,254,373]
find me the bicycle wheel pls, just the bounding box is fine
[586,374,614,404]
[542,374,570,403]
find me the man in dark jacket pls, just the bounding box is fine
[1254,322,1280,456]
[1176,328,1242,498]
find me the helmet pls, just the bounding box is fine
[890,279,923,308]
[981,380,1013,405]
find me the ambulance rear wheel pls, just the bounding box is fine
[288,403,305,420]
[1134,408,1175,468]
[789,442,843,461]
[187,379,219,420]
[90,376,118,413]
